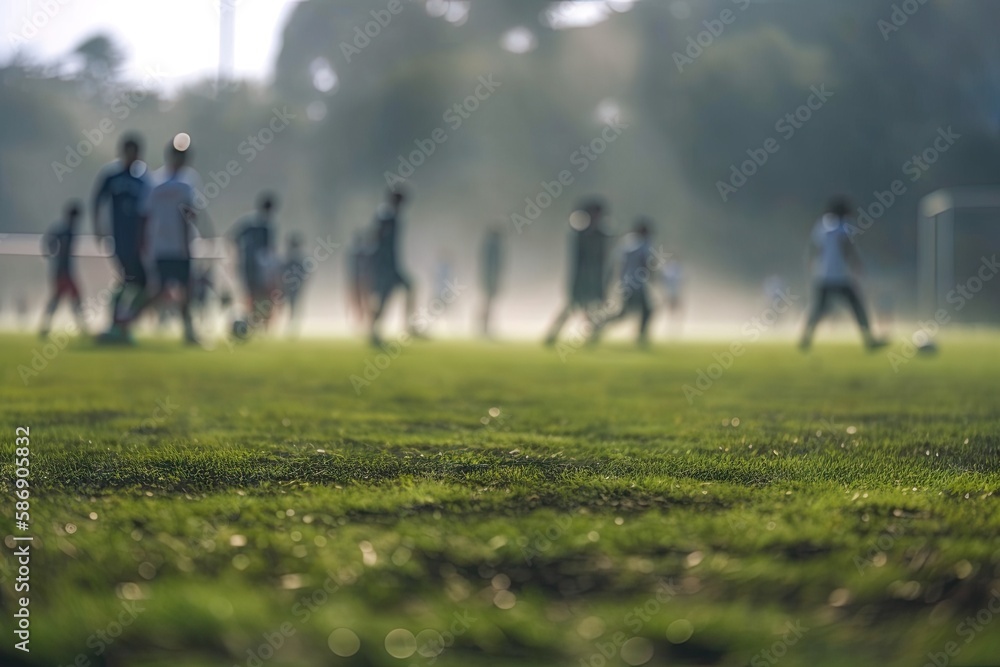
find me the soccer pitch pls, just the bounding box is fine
[2,335,999,667]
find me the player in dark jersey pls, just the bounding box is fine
[282,233,307,335]
[369,187,419,346]
[230,192,278,328]
[92,134,150,336]
[39,201,87,338]
[544,197,611,345]
[479,224,504,338]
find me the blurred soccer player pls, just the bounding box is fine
[92,134,150,336]
[660,255,684,338]
[763,274,790,328]
[369,187,419,346]
[544,197,610,345]
[39,201,87,337]
[125,143,199,344]
[479,224,504,338]
[431,250,455,333]
[591,218,655,346]
[283,233,307,335]
[799,196,886,351]
[230,192,278,328]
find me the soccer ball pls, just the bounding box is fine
[230,318,251,341]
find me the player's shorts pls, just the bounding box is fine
[115,251,147,286]
[155,258,191,288]
[55,274,80,300]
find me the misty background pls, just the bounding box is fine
[2,0,1000,336]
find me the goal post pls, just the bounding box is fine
[0,234,228,259]
[917,187,1000,317]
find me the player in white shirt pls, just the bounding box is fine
[127,142,199,344]
[591,218,655,346]
[799,197,885,350]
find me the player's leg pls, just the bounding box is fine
[176,261,197,344]
[637,288,653,346]
[370,284,392,347]
[589,294,628,344]
[544,302,575,345]
[109,253,143,327]
[799,284,831,349]
[120,256,148,325]
[126,261,169,324]
[839,285,884,349]
[39,279,64,337]
[109,255,128,328]
[67,278,87,335]
[398,273,425,337]
[286,290,302,337]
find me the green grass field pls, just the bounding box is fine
[2,333,999,667]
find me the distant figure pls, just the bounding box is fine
[231,192,278,328]
[432,251,455,333]
[763,274,789,327]
[369,187,419,346]
[592,218,655,346]
[544,198,611,345]
[800,197,886,351]
[347,231,370,328]
[39,201,87,337]
[660,255,684,338]
[92,133,150,335]
[283,233,307,334]
[479,225,504,338]
[125,142,199,344]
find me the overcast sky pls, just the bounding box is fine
[2,0,298,92]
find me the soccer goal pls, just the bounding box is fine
[917,187,1000,317]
